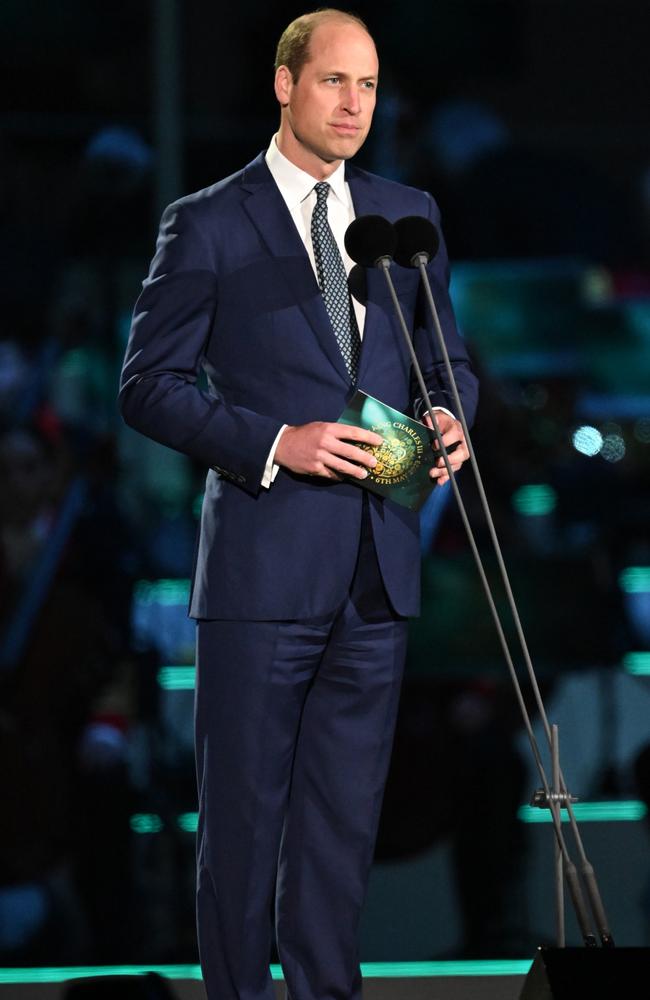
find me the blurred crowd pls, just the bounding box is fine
[2,21,650,963]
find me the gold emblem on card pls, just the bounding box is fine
[360,421,425,485]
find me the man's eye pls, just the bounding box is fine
[325,76,340,84]
[361,81,376,90]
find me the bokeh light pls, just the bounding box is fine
[600,434,626,463]
[633,418,650,444]
[572,425,603,456]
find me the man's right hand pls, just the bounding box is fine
[274,422,384,481]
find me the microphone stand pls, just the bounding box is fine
[409,248,614,948]
[372,250,604,949]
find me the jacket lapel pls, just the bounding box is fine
[346,166,389,386]
[240,154,352,384]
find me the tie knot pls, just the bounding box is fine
[314,181,330,204]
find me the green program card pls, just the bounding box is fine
[337,390,438,511]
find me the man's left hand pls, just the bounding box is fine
[423,410,470,486]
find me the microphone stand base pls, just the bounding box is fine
[520,945,650,999]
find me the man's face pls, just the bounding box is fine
[275,20,379,177]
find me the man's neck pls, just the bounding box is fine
[275,129,342,181]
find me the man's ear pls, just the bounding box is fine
[274,65,293,107]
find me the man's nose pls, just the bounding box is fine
[341,85,361,114]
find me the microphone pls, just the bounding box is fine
[393,213,471,428]
[344,214,397,267]
[393,215,440,268]
[392,212,474,473]
[347,263,367,306]
[344,214,457,477]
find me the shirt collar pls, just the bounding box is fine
[265,135,349,210]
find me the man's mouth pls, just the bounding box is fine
[330,123,361,134]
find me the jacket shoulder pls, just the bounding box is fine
[347,165,424,197]
[346,165,441,221]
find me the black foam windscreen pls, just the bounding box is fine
[344,215,397,267]
[393,215,440,267]
[347,263,368,305]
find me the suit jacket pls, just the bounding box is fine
[119,152,478,620]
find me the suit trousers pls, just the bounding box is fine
[194,501,409,1000]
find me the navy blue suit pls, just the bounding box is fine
[120,152,478,999]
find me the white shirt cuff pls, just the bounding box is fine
[415,401,455,423]
[261,424,288,488]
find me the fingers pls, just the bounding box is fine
[423,410,453,433]
[275,422,388,481]
[320,457,370,480]
[431,421,463,456]
[276,417,470,485]
[334,439,379,470]
[430,461,464,486]
[429,421,469,483]
[325,424,383,478]
[319,442,378,480]
[332,424,384,448]
[309,457,370,481]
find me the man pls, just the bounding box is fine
[120,9,478,999]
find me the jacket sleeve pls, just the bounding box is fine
[118,198,284,495]
[411,193,479,428]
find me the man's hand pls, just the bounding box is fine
[424,410,470,486]
[275,422,384,481]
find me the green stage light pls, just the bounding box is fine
[129,813,163,834]
[134,579,191,606]
[132,801,648,837]
[129,813,199,834]
[192,492,204,519]
[0,961,533,985]
[518,800,647,823]
[512,484,557,516]
[623,652,650,676]
[158,666,196,690]
[359,960,532,977]
[619,567,650,593]
[0,967,203,984]
[177,812,198,833]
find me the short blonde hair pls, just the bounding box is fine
[275,9,371,83]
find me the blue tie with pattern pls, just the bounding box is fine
[311,181,361,382]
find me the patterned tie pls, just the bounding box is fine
[311,181,361,382]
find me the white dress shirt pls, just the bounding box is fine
[259,135,452,487]
[265,135,366,335]
[259,136,366,487]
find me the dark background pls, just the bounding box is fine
[1,0,650,967]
